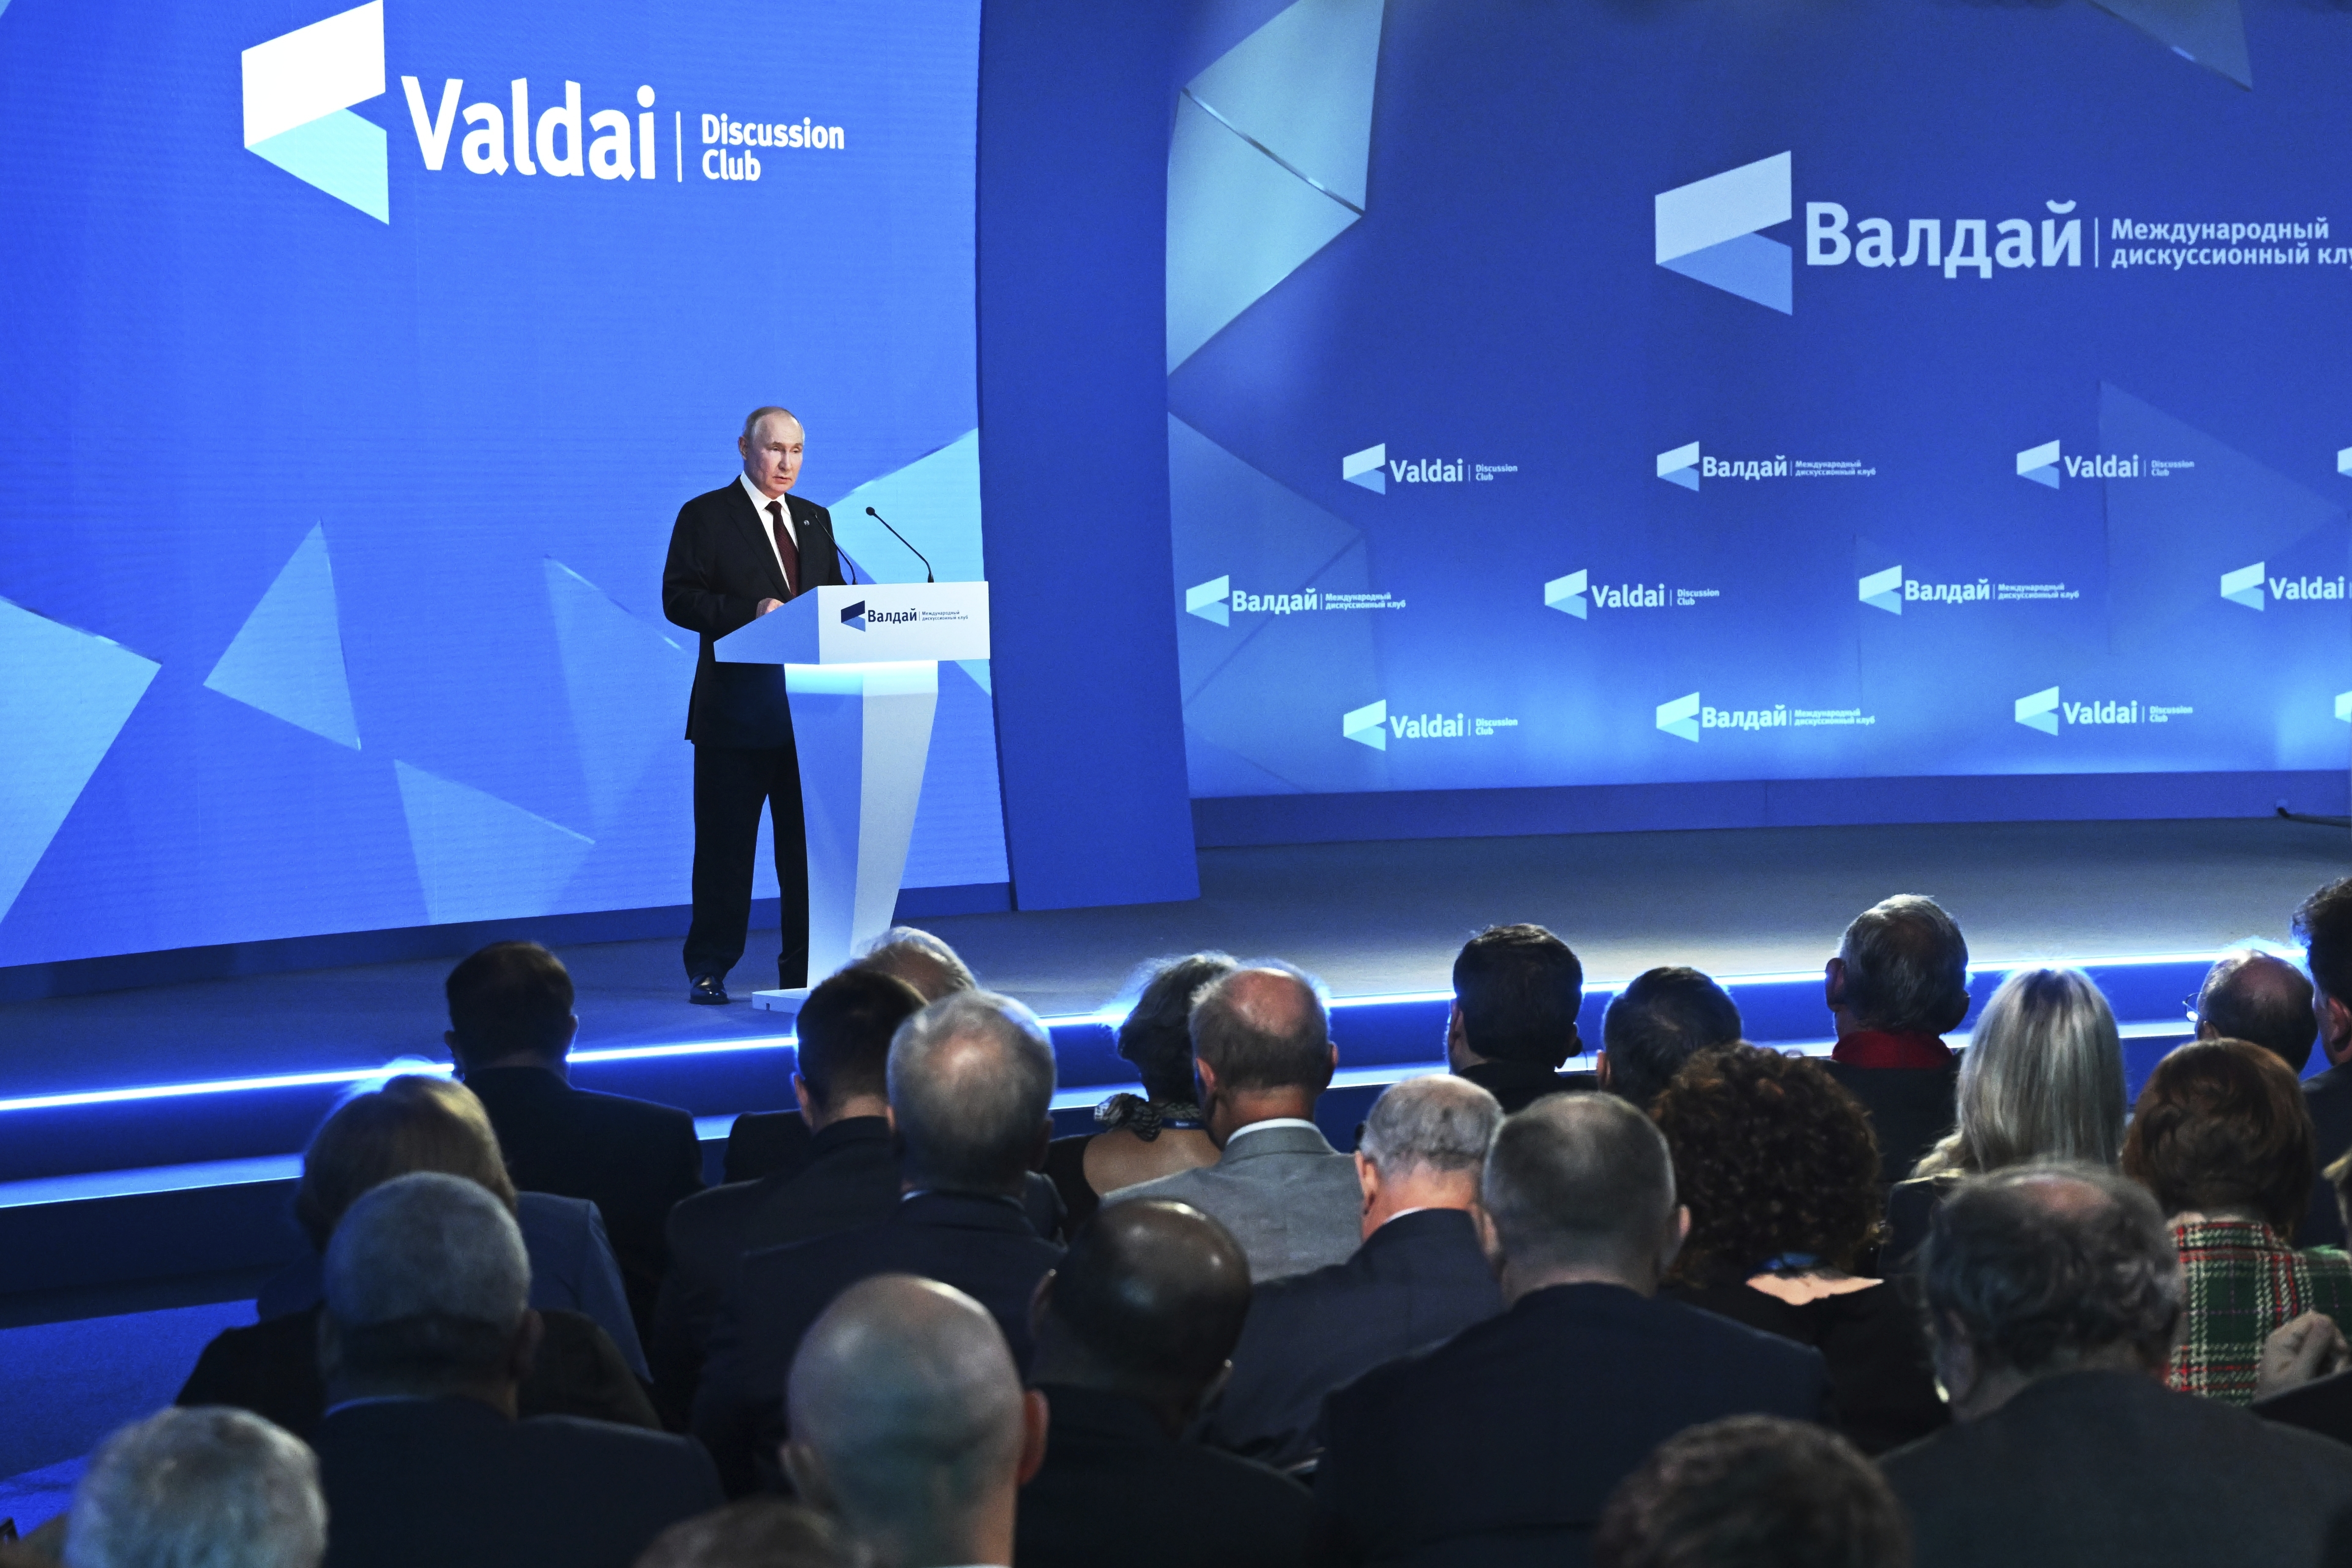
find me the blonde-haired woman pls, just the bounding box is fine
[1886,967,2128,1263]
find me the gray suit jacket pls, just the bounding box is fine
[1110,1122,1362,1282]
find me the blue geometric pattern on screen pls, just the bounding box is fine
[202,524,361,751]
[392,759,594,927]
[0,598,159,925]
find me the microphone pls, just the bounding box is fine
[799,508,858,585]
[865,507,934,583]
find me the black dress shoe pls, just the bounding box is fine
[689,976,730,1005]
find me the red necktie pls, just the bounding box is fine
[767,500,800,596]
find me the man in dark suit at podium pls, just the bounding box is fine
[662,407,844,1004]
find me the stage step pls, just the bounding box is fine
[0,955,2226,1306]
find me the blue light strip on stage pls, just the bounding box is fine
[0,946,2284,1116]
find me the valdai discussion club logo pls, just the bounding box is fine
[1342,701,1516,749]
[241,0,845,221]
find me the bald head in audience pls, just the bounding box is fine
[1190,964,1338,1143]
[888,991,1057,1198]
[2196,950,2319,1074]
[1028,1199,1251,1431]
[785,1276,1046,1568]
[1478,1091,1689,1302]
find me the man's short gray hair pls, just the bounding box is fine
[743,405,801,440]
[1359,1076,1502,1174]
[1837,894,1971,1036]
[1918,1163,2183,1379]
[325,1170,529,1331]
[67,1407,325,1568]
[855,926,978,1002]
[1482,1093,1676,1273]
[888,992,1057,1194]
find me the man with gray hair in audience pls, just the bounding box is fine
[1200,1074,1508,1469]
[785,1274,1046,1568]
[1312,1094,1827,1564]
[1111,963,1362,1281]
[1821,894,1972,1187]
[855,925,980,1002]
[695,990,1064,1494]
[1881,1164,2352,1568]
[66,1407,325,1568]
[309,1172,721,1568]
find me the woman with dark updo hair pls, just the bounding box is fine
[1044,952,1236,1230]
[1652,1044,1948,1453]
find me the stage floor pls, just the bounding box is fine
[4,816,2346,1101]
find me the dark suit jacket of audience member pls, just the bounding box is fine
[1880,1369,2352,1568]
[2303,1058,2352,1247]
[1200,1208,1504,1470]
[725,1108,1069,1239]
[256,1191,646,1378]
[651,1115,901,1427]
[2255,1364,2352,1447]
[692,1189,1064,1495]
[177,1305,659,1441]
[1882,1175,1961,1274]
[1821,1058,1959,1191]
[463,1065,705,1339]
[315,1395,720,1568]
[1313,1282,1830,1568]
[1664,1278,1948,1454]
[1016,1385,1314,1568]
[1454,1061,1596,1115]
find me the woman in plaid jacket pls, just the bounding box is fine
[2123,1039,2352,1404]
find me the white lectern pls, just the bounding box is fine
[713,582,991,1013]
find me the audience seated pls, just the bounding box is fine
[1311,1094,1828,1568]
[1651,1045,1948,1453]
[1593,1415,1908,1568]
[653,969,927,1425]
[1016,1199,1311,1568]
[2295,878,2352,1246]
[1878,1164,2352,1568]
[445,941,704,1342]
[1110,964,1359,1280]
[2250,1309,2352,1444]
[1445,924,1590,1112]
[311,1173,721,1568]
[1200,1075,1505,1470]
[1043,952,1235,1232]
[1819,895,1970,1192]
[725,926,980,1184]
[66,1407,325,1568]
[785,1276,1046,1568]
[178,1075,656,1436]
[694,991,1063,1495]
[1885,965,2124,1265]
[632,1500,857,1568]
[1596,968,1742,1112]
[2195,949,2317,1072]
[2120,1039,2352,1402]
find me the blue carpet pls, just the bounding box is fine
[0,1298,254,1484]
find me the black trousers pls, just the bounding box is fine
[684,742,811,987]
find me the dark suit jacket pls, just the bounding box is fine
[723,1108,819,1183]
[1454,1061,1595,1115]
[1881,1369,2352,1568]
[315,1396,721,1568]
[462,1066,704,1342]
[661,480,843,748]
[2256,1364,2352,1447]
[178,1306,660,1441]
[1018,1385,1314,1568]
[651,1116,901,1426]
[2306,1060,2352,1247]
[1821,1058,1959,1189]
[693,1189,1064,1495]
[1202,1208,1503,1470]
[1313,1282,1830,1568]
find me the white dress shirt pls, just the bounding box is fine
[738,473,800,591]
[1224,1117,1322,1145]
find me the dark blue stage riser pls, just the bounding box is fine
[0,959,2212,1300]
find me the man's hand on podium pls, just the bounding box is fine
[755,597,784,616]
